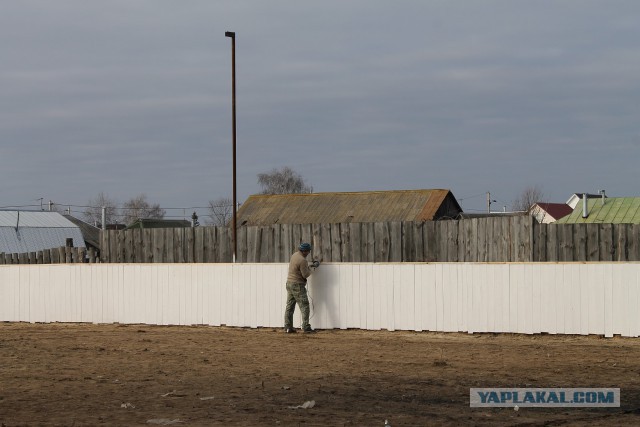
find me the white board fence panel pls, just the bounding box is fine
[1,262,639,337]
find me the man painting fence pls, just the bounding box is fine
[283,242,320,334]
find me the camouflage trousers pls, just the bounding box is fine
[284,282,311,331]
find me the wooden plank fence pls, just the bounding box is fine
[0,247,99,264]
[98,217,640,264]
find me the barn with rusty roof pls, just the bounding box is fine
[235,189,462,226]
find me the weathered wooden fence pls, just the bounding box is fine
[0,247,100,264]
[99,217,640,263]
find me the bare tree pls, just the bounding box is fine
[121,194,165,225]
[83,192,119,227]
[257,166,313,195]
[512,185,545,212]
[207,197,233,226]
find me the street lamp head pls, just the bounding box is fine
[225,31,235,38]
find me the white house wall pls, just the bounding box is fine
[0,263,638,337]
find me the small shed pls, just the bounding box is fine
[0,211,86,254]
[235,189,462,226]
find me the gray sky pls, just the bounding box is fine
[1,0,639,219]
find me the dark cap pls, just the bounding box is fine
[299,242,311,251]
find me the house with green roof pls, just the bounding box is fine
[555,197,640,224]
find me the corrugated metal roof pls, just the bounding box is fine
[0,211,86,254]
[0,211,78,228]
[236,189,460,226]
[555,197,640,224]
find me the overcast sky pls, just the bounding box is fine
[1,1,638,220]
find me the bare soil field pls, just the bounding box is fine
[1,323,639,426]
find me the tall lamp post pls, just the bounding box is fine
[225,31,237,262]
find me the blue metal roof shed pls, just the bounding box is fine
[0,211,86,254]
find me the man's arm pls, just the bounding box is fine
[300,258,312,279]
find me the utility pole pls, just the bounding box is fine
[486,192,497,213]
[225,30,238,263]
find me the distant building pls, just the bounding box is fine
[529,203,573,224]
[124,218,192,229]
[106,224,126,231]
[0,211,86,254]
[235,189,463,226]
[456,212,524,220]
[556,197,640,224]
[63,214,101,252]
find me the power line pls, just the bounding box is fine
[2,200,238,221]
[27,201,217,211]
[0,204,42,209]
[458,192,486,201]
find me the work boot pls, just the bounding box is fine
[303,328,317,334]
[284,327,296,333]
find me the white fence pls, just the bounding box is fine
[1,263,639,337]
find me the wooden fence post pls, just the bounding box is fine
[329,224,341,262]
[246,226,261,262]
[630,224,640,261]
[340,223,351,262]
[310,224,322,263]
[574,224,587,261]
[599,224,614,261]
[186,227,195,263]
[374,222,390,262]
[347,222,360,262]
[320,223,332,262]
[210,226,218,263]
[438,220,450,262]
[444,220,458,262]
[259,226,274,263]
[401,221,414,262]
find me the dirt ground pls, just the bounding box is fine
[1,323,639,426]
